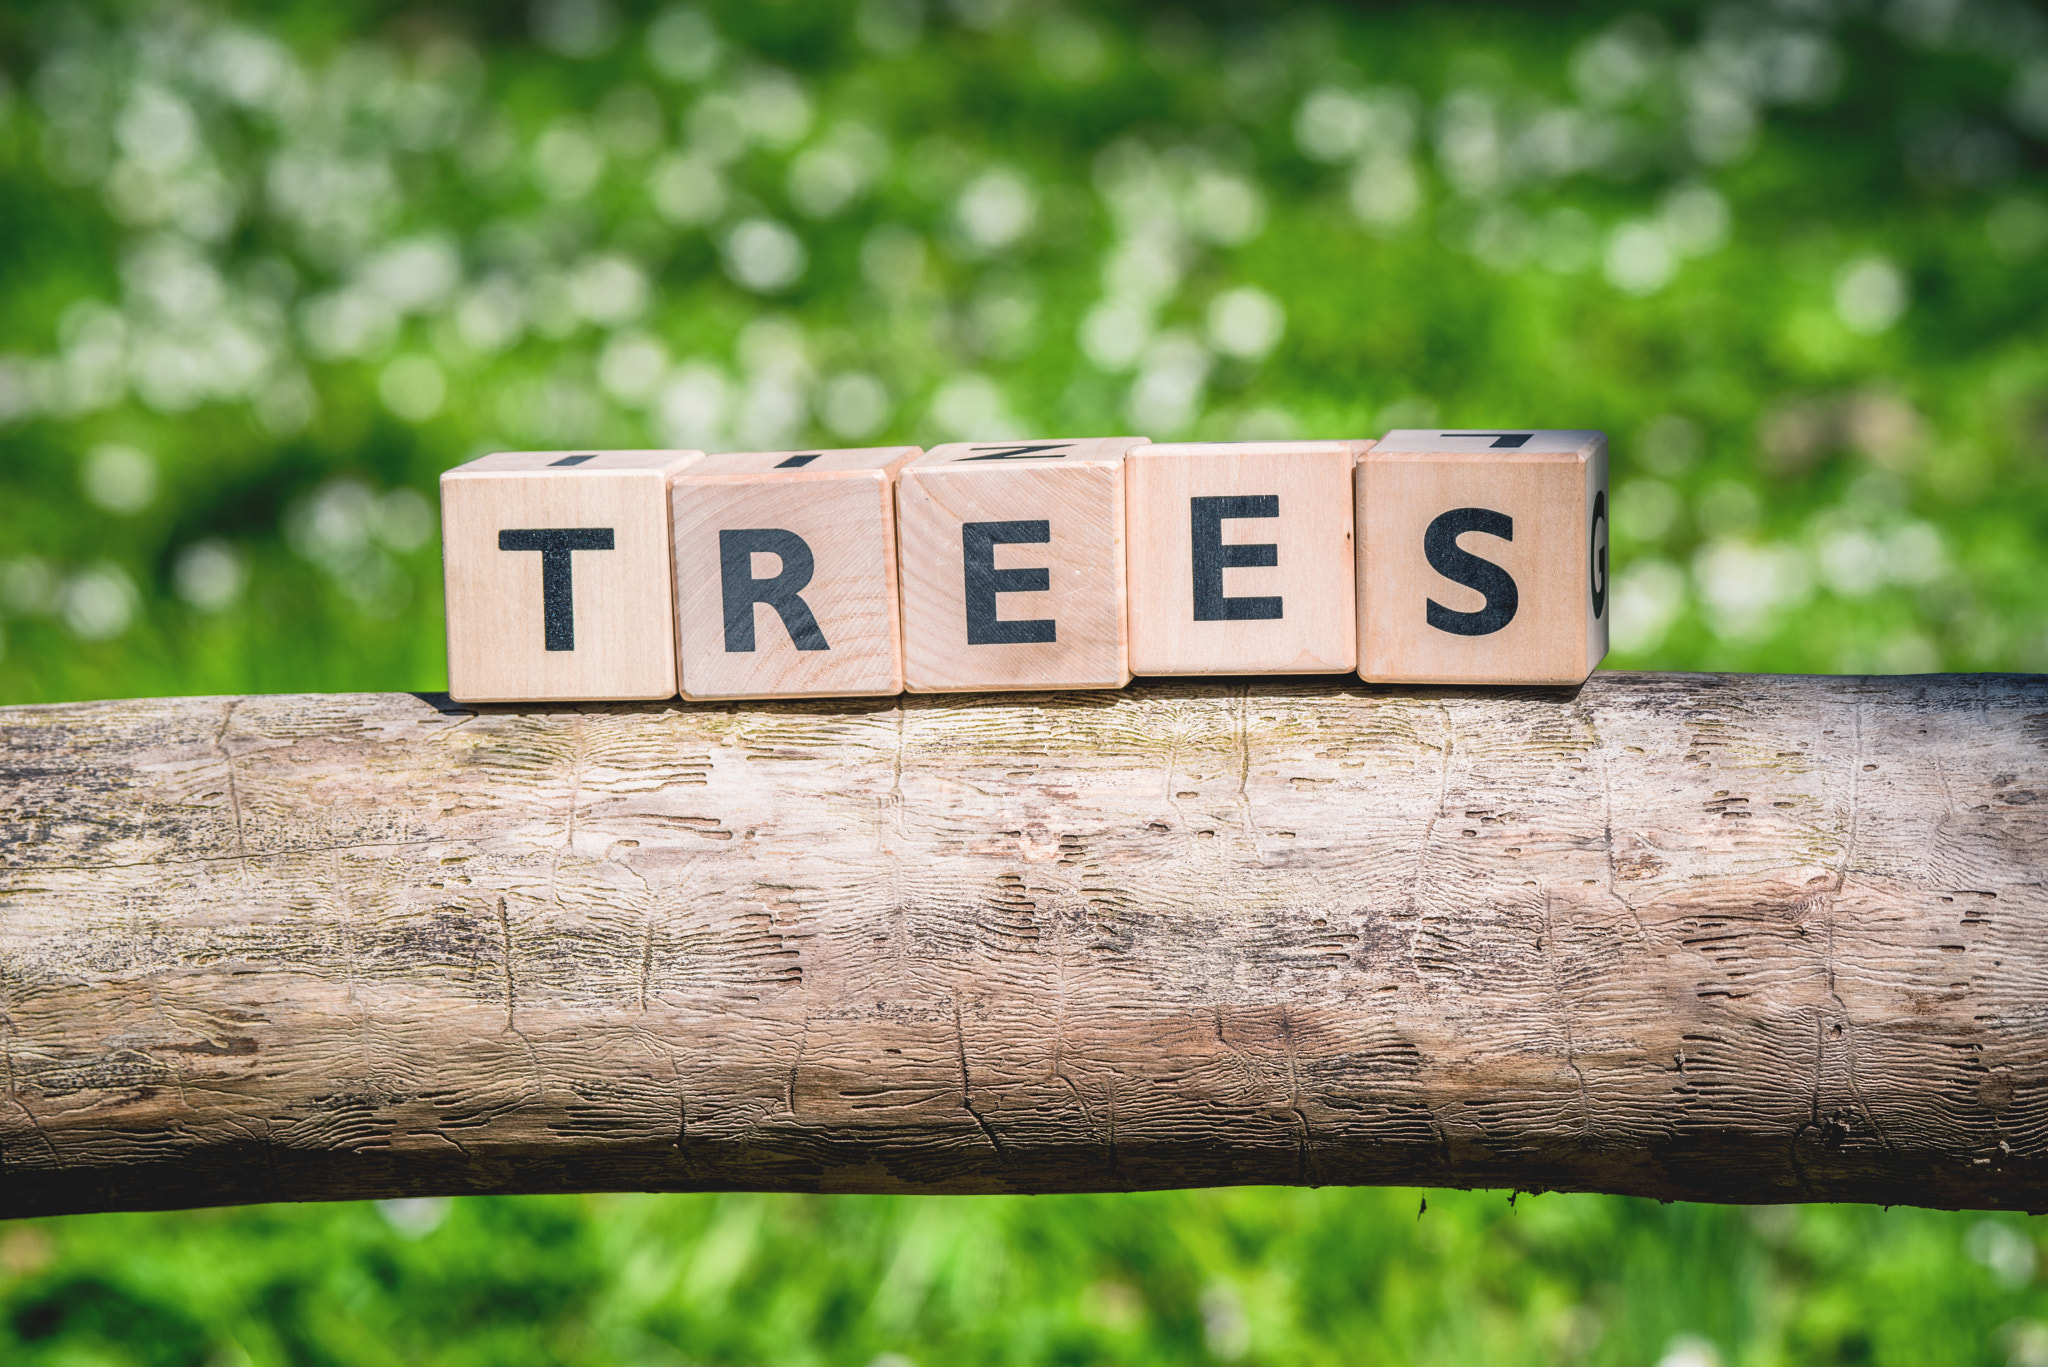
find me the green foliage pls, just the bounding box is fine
[0,0,2044,699]
[2,0,2047,1361]
[4,1190,2048,1365]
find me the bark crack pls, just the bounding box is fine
[496,897,517,1032]
[1104,1075,1121,1177]
[564,719,586,852]
[953,997,1005,1155]
[1601,747,1649,941]
[639,918,654,1014]
[1234,686,1258,841]
[1402,702,1455,972]
[785,1020,809,1119]
[888,701,907,838]
[546,718,589,922]
[1047,916,1097,1137]
[214,699,248,868]
[1541,890,1593,1142]
[1280,1006,1312,1183]
[0,984,62,1168]
[332,845,369,1084]
[1817,702,1891,1153]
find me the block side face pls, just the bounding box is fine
[912,436,1148,468]
[1372,429,1602,459]
[451,449,704,475]
[442,469,678,702]
[1127,448,1357,675]
[1357,455,1593,685]
[672,477,903,699]
[897,463,1129,691]
[1351,459,1369,670]
[695,446,920,475]
[1585,436,1611,675]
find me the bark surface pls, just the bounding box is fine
[2,674,2046,1218]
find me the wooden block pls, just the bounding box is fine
[896,438,1148,693]
[441,449,701,703]
[670,446,919,700]
[1125,440,1366,676]
[1356,430,1609,685]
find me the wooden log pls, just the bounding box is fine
[2,675,2046,1219]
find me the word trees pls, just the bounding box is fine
[439,430,1609,702]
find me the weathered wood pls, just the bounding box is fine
[1,675,2045,1218]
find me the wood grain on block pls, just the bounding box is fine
[672,447,919,701]
[442,450,702,703]
[1127,440,1366,676]
[896,438,1147,692]
[1357,430,1609,685]
[6,675,2048,1216]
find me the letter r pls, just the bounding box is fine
[719,528,830,652]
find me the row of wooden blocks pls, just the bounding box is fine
[441,432,1610,702]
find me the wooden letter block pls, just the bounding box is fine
[896,437,1148,692]
[1356,430,1609,685]
[670,446,919,700]
[1125,440,1365,676]
[441,449,701,703]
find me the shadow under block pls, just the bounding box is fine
[671,446,919,700]
[1126,440,1366,676]
[441,449,702,703]
[1356,430,1609,685]
[896,437,1148,692]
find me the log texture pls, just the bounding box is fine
[3,675,2047,1218]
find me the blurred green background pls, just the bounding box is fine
[3,0,2048,1362]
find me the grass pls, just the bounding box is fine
[7,1190,2048,1366]
[1,0,2046,1362]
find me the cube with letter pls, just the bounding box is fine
[441,449,702,703]
[896,437,1148,692]
[670,446,919,700]
[1355,430,1609,685]
[1125,440,1367,676]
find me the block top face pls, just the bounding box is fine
[1139,439,1371,460]
[447,449,704,477]
[1371,430,1603,460]
[911,436,1149,469]
[688,446,920,477]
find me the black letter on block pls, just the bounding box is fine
[1589,490,1609,620]
[957,443,1071,462]
[1191,495,1282,621]
[1423,508,1518,636]
[962,520,1055,645]
[719,528,829,653]
[498,528,615,651]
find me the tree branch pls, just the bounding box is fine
[1,675,2044,1216]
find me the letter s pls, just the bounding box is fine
[1423,507,1518,636]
